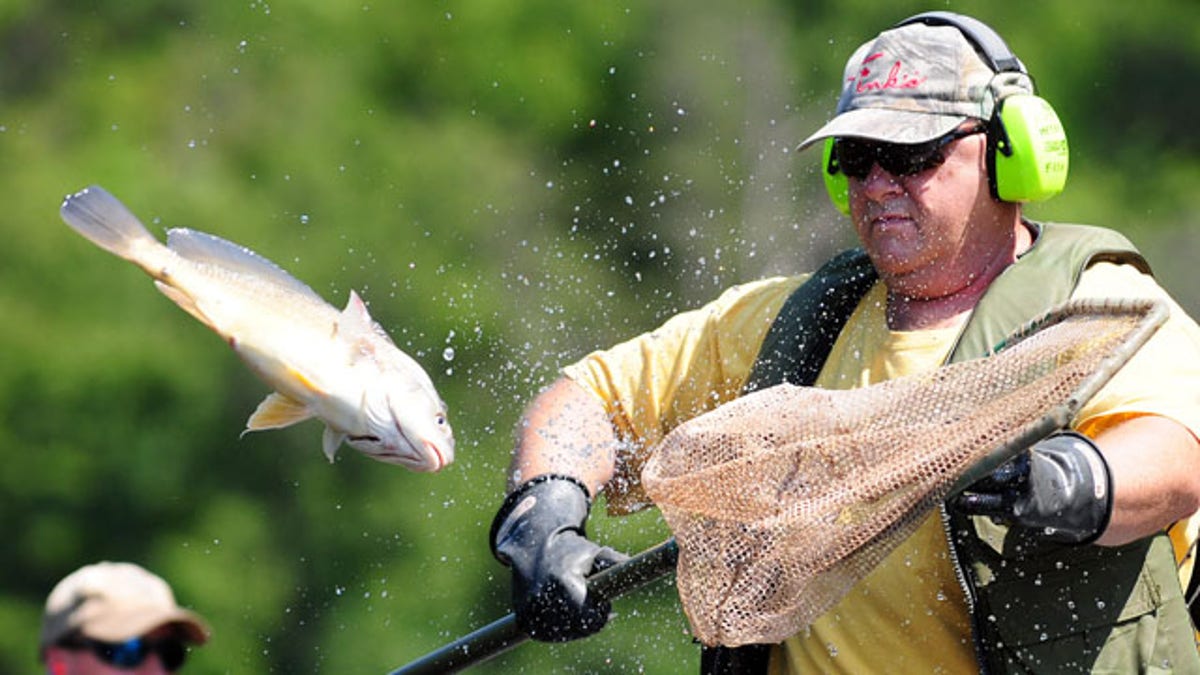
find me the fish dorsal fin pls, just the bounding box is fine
[166,228,325,303]
[338,290,393,349]
[245,392,314,431]
[322,426,345,462]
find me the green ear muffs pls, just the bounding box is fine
[822,137,850,215]
[820,11,1068,212]
[989,92,1069,202]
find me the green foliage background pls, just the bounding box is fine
[1,1,1197,673]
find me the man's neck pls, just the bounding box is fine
[886,286,982,331]
[885,220,1034,331]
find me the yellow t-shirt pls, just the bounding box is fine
[772,285,975,673]
[564,262,1200,673]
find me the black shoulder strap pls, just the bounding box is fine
[743,248,877,391]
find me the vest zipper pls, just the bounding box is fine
[939,503,989,674]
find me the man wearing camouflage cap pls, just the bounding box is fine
[40,562,210,674]
[489,11,1200,674]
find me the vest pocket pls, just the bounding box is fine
[977,539,1200,674]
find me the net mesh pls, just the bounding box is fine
[641,299,1166,647]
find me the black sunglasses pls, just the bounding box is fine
[831,127,985,180]
[62,635,188,671]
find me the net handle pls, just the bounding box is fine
[387,539,679,675]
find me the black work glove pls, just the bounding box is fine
[952,431,1113,545]
[489,475,630,642]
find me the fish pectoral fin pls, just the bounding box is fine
[322,426,346,463]
[245,392,314,431]
[154,280,219,332]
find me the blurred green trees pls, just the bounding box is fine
[1,1,1197,673]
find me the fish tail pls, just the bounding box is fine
[60,185,164,267]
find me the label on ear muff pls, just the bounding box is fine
[993,94,1069,202]
[822,138,850,215]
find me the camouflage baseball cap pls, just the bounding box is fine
[798,22,1031,150]
[40,561,211,650]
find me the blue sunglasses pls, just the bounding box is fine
[64,636,188,671]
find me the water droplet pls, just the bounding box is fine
[442,347,455,361]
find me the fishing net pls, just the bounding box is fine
[641,299,1166,647]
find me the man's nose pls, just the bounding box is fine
[857,163,904,201]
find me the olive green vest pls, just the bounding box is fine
[746,222,1199,674]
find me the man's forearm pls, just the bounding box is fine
[508,377,620,496]
[1095,414,1200,546]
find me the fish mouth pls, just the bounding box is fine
[386,432,450,472]
[423,440,448,471]
[348,432,447,471]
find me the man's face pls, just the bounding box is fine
[844,126,1015,301]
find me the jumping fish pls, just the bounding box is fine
[60,185,454,472]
